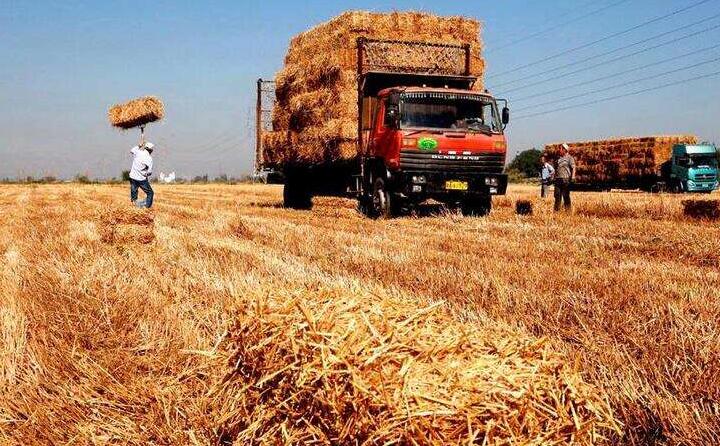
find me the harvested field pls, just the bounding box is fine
[1,184,719,444]
[545,135,698,185]
[264,11,485,166]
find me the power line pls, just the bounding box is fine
[486,0,632,53]
[487,0,714,80]
[514,70,720,120]
[513,56,720,112]
[511,43,720,102]
[496,19,720,94]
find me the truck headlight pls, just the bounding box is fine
[412,175,427,184]
[485,177,499,187]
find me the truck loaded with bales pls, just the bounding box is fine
[544,135,719,193]
[259,11,510,217]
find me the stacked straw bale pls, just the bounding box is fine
[545,135,697,184]
[211,289,619,443]
[108,96,164,130]
[682,199,720,220]
[263,11,485,166]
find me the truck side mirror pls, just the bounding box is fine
[384,105,400,128]
[502,107,510,125]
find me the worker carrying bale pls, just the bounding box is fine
[108,96,164,209]
[129,142,155,208]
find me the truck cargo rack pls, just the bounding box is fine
[357,38,473,77]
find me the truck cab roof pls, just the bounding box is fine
[378,86,494,99]
[674,144,718,155]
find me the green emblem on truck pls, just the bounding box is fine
[418,137,439,151]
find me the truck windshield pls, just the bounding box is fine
[688,155,718,167]
[399,92,501,134]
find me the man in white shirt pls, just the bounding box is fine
[129,142,155,208]
[540,155,555,198]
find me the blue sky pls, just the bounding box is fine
[1,0,719,179]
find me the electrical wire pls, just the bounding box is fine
[514,70,720,120]
[511,43,720,102]
[496,19,720,94]
[486,0,632,53]
[513,56,720,112]
[487,0,714,79]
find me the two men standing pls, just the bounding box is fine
[540,143,576,211]
[129,142,154,208]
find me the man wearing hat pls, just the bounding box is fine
[554,143,575,211]
[129,142,155,208]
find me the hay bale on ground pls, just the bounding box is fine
[544,135,697,184]
[682,199,720,220]
[266,11,485,166]
[211,291,619,443]
[108,96,164,130]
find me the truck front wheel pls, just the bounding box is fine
[371,177,397,219]
[461,195,492,217]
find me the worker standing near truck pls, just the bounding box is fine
[540,155,555,198]
[554,144,575,211]
[129,142,155,208]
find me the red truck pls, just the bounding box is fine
[259,38,510,217]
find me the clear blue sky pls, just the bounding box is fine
[1,0,719,179]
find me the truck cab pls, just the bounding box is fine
[669,144,719,193]
[362,87,508,216]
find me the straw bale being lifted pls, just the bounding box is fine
[545,135,697,185]
[108,96,164,129]
[211,287,619,443]
[263,11,485,166]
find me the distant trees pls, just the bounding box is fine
[507,148,542,179]
[121,170,131,181]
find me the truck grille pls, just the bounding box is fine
[695,173,716,181]
[399,150,505,174]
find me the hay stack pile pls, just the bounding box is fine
[98,208,155,244]
[108,96,164,130]
[263,11,485,166]
[545,135,697,184]
[211,289,619,443]
[682,199,720,220]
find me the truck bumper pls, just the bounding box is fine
[391,171,508,199]
[686,180,719,192]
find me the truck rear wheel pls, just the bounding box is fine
[283,172,312,210]
[461,195,492,217]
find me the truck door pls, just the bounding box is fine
[371,98,400,168]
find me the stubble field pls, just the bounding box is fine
[1,183,718,445]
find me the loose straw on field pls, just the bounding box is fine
[210,288,620,444]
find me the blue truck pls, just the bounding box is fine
[659,143,719,193]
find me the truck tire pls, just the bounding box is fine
[461,195,492,217]
[371,177,397,219]
[283,172,312,210]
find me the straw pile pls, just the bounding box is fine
[263,11,485,166]
[211,290,619,444]
[108,96,164,129]
[545,135,697,184]
[682,199,720,220]
[98,208,155,244]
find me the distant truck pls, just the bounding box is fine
[658,143,719,193]
[544,137,718,193]
[260,38,509,216]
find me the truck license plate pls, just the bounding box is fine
[445,180,468,191]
